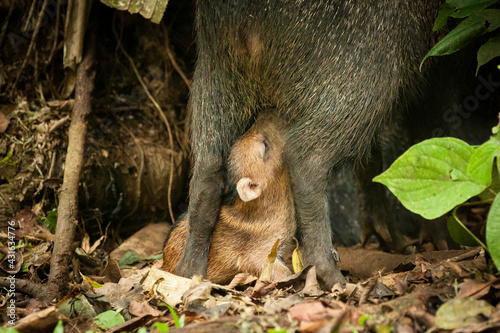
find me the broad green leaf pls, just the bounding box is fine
[447,215,485,247]
[448,0,500,18]
[432,0,497,30]
[434,3,455,31]
[58,295,98,318]
[93,310,125,330]
[436,297,494,329]
[467,138,499,185]
[117,251,143,268]
[422,19,487,70]
[477,35,500,74]
[487,194,500,271]
[373,138,486,219]
[422,10,500,69]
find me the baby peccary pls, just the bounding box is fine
[162,112,295,284]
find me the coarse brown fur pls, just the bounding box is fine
[163,112,295,284]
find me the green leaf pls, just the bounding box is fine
[137,327,148,333]
[447,214,486,247]
[421,18,488,70]
[434,3,455,31]
[477,35,500,74]
[373,138,486,219]
[93,310,125,330]
[38,209,57,234]
[117,251,143,268]
[436,297,495,329]
[52,320,64,333]
[358,314,370,326]
[161,303,184,328]
[467,138,499,185]
[448,0,500,18]
[153,322,170,332]
[487,194,500,271]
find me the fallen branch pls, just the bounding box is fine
[45,32,95,302]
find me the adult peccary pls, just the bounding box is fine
[176,0,454,289]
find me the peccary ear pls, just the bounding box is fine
[236,177,262,202]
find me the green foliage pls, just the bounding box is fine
[374,117,500,272]
[159,303,185,328]
[373,138,486,219]
[53,320,64,333]
[93,310,125,330]
[486,195,500,270]
[422,0,500,73]
[436,297,495,329]
[152,322,170,332]
[2,151,18,166]
[0,328,20,333]
[37,209,57,234]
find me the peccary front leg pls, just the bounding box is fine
[287,153,347,290]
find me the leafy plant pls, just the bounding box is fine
[37,209,57,234]
[159,303,185,328]
[421,0,500,74]
[374,118,500,271]
[92,310,125,330]
[2,151,18,166]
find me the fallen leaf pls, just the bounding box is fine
[0,111,10,133]
[102,258,122,283]
[142,267,192,306]
[226,273,257,289]
[435,297,495,329]
[129,300,163,317]
[302,266,323,297]
[183,275,212,312]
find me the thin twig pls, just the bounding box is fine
[0,0,15,48]
[119,123,145,220]
[161,23,192,90]
[46,0,61,65]
[11,0,50,96]
[23,0,38,32]
[446,247,483,263]
[113,26,176,224]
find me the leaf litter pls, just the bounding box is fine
[3,219,500,333]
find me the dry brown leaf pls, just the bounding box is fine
[226,273,257,289]
[102,258,122,283]
[129,300,163,317]
[302,266,323,296]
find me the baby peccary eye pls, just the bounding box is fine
[263,139,269,154]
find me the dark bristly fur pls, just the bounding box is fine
[178,0,445,289]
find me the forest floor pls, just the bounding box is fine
[1,219,499,333]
